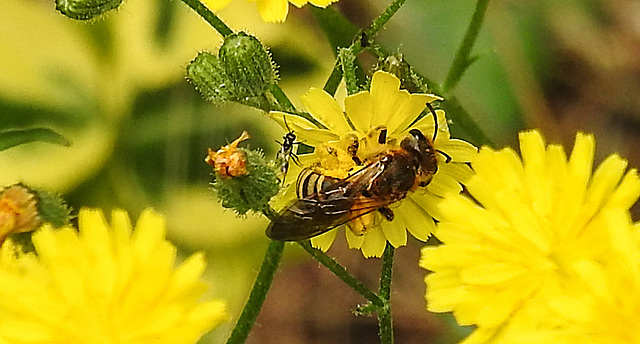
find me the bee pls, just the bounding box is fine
[276,117,301,180]
[266,126,439,241]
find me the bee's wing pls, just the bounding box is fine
[266,193,404,241]
[267,159,407,241]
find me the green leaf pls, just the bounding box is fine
[0,128,71,151]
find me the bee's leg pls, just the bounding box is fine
[291,152,302,166]
[377,207,395,221]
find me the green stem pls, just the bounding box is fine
[443,0,491,93]
[178,0,233,37]
[363,0,406,39]
[340,48,359,95]
[322,0,407,95]
[226,240,285,344]
[298,241,384,308]
[377,243,394,344]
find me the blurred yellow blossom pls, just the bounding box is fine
[0,208,227,344]
[421,130,640,343]
[203,0,338,22]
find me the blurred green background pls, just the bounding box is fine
[2,0,639,342]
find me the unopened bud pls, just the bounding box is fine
[187,52,233,103]
[219,32,277,98]
[55,0,124,20]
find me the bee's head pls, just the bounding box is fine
[401,129,438,175]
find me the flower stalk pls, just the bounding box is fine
[322,0,407,96]
[377,244,395,344]
[179,0,233,37]
[298,241,384,307]
[225,240,285,344]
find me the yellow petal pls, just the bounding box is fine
[438,139,477,163]
[437,163,474,185]
[411,192,445,221]
[345,226,365,248]
[607,169,640,210]
[369,71,404,128]
[427,171,463,197]
[360,226,387,258]
[308,0,337,7]
[381,218,407,248]
[301,88,352,134]
[388,94,442,135]
[201,0,235,10]
[398,198,434,241]
[460,263,525,285]
[256,0,289,22]
[289,0,308,7]
[310,228,338,252]
[568,131,595,186]
[269,111,340,145]
[344,91,372,133]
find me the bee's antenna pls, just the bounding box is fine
[436,150,452,163]
[426,103,438,142]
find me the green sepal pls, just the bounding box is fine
[211,149,279,215]
[187,52,234,103]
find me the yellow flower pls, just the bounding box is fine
[270,71,476,258]
[203,0,338,22]
[0,208,228,344]
[420,130,640,343]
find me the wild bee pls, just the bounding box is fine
[266,103,451,241]
[266,127,439,241]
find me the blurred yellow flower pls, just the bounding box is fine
[203,0,338,22]
[420,130,640,343]
[0,208,228,344]
[270,71,476,258]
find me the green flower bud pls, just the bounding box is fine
[187,52,234,103]
[206,133,279,215]
[211,149,280,215]
[219,32,277,98]
[33,188,72,228]
[55,0,124,20]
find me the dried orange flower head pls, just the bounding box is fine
[205,131,251,178]
[0,184,42,243]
